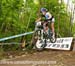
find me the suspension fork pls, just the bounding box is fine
[44,32,47,47]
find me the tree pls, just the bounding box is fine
[0,0,72,41]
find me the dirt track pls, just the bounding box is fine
[0,40,75,66]
[0,50,75,66]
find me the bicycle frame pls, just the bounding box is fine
[34,21,56,51]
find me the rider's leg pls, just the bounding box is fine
[51,22,55,34]
[51,18,55,38]
[44,22,49,33]
[51,22,55,38]
[43,22,47,31]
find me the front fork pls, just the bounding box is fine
[37,29,43,40]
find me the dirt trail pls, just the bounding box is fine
[0,50,75,66]
[0,40,75,66]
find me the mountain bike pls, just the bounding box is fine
[34,21,57,51]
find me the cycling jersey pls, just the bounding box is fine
[45,12,52,19]
[42,12,55,23]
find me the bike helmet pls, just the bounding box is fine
[40,8,47,12]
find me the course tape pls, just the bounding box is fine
[0,31,34,41]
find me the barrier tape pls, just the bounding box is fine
[0,31,34,41]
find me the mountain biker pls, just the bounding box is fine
[36,8,55,38]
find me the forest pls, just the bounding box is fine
[0,0,75,50]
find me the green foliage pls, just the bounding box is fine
[72,23,75,37]
[0,0,74,41]
[0,0,24,38]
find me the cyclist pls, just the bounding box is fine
[36,8,55,38]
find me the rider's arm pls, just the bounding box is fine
[35,17,41,22]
